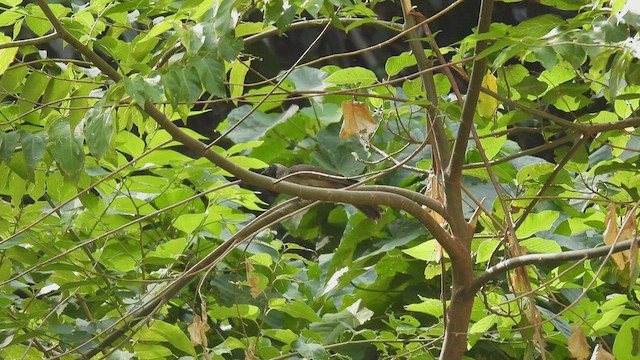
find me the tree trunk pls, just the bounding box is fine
[440,254,474,359]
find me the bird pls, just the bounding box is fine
[262,164,382,221]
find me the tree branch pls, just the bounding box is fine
[400,0,451,171]
[465,237,640,297]
[0,32,60,49]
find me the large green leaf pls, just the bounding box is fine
[148,320,197,356]
[48,117,85,179]
[323,66,377,86]
[19,130,47,169]
[84,106,114,159]
[191,56,226,98]
[0,131,18,163]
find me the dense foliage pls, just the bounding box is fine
[0,0,639,359]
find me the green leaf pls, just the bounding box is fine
[225,104,298,144]
[84,106,113,160]
[613,316,640,359]
[18,70,50,114]
[41,76,73,117]
[48,117,85,179]
[324,66,377,86]
[0,131,19,163]
[269,299,322,322]
[293,338,328,360]
[123,76,146,105]
[217,33,243,61]
[476,239,500,264]
[609,50,633,102]
[288,67,329,92]
[19,130,48,169]
[0,233,27,250]
[516,210,559,238]
[0,66,28,93]
[0,7,23,25]
[162,67,202,106]
[470,314,497,334]
[148,238,187,259]
[213,0,235,34]
[133,344,172,358]
[405,296,444,318]
[385,51,417,77]
[191,56,226,98]
[519,238,562,253]
[592,305,624,331]
[173,213,207,234]
[516,163,572,186]
[149,320,196,356]
[402,240,440,262]
[262,329,298,345]
[25,5,51,36]
[229,59,250,104]
[208,304,260,321]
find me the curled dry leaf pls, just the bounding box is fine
[187,314,210,347]
[245,341,260,360]
[340,100,377,139]
[424,173,446,261]
[508,272,520,294]
[568,324,590,360]
[246,260,262,299]
[604,203,627,270]
[424,173,446,226]
[619,209,637,276]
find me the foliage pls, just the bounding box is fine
[0,0,639,359]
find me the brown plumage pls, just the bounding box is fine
[263,164,382,221]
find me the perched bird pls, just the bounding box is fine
[262,164,382,221]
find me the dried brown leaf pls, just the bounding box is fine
[246,260,262,298]
[245,341,260,360]
[604,203,627,270]
[340,100,377,138]
[591,344,615,360]
[424,173,446,226]
[568,324,590,360]
[187,314,210,347]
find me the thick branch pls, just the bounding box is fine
[442,0,494,246]
[446,2,493,183]
[466,237,640,297]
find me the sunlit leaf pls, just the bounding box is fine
[478,71,498,118]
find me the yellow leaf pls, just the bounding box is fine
[0,34,18,76]
[477,71,498,118]
[340,100,377,138]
